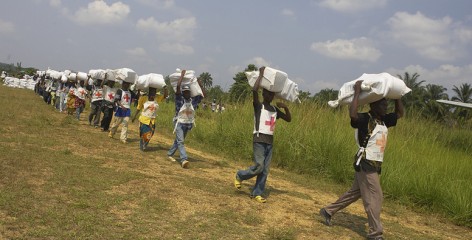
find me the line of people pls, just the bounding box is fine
[30,66,404,240]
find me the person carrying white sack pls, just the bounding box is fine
[108,81,132,143]
[319,80,405,240]
[88,76,105,128]
[167,70,205,168]
[234,66,292,203]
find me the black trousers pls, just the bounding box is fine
[101,106,114,131]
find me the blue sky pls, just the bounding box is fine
[1,0,471,96]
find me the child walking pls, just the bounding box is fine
[108,81,132,143]
[132,87,168,151]
[234,66,291,203]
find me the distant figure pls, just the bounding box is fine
[220,104,225,113]
[234,66,291,203]
[88,77,104,128]
[100,79,117,132]
[75,78,87,121]
[211,99,217,112]
[319,80,404,240]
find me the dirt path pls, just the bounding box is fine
[91,119,471,240]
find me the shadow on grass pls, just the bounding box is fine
[265,186,289,198]
[329,211,367,238]
[144,145,168,152]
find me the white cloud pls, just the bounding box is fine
[245,57,272,68]
[386,64,472,93]
[318,0,387,13]
[387,11,471,61]
[0,19,14,34]
[136,0,175,9]
[228,65,242,76]
[72,1,130,25]
[227,57,272,76]
[137,17,197,42]
[281,8,295,17]
[126,47,147,57]
[310,37,381,62]
[49,0,61,8]
[158,43,194,55]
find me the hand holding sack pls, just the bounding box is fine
[328,72,411,107]
[169,68,204,97]
[246,67,300,102]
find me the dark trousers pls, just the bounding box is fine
[89,100,103,126]
[101,107,114,131]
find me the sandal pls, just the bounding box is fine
[234,177,242,190]
[254,195,266,203]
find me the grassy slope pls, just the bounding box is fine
[0,85,471,239]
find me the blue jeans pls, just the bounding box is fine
[167,122,193,162]
[236,142,273,196]
[76,105,84,120]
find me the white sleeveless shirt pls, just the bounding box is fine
[254,104,277,136]
[141,101,159,118]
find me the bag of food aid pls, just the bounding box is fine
[115,68,138,83]
[77,72,88,81]
[136,73,166,90]
[245,67,288,93]
[328,72,411,107]
[89,69,106,80]
[68,73,77,81]
[275,78,300,102]
[169,69,196,90]
[105,69,116,81]
[189,80,204,97]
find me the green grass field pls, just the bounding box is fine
[1,84,471,239]
[157,97,472,227]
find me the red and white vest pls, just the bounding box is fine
[254,104,277,136]
[91,86,104,102]
[103,86,116,103]
[141,101,159,119]
[120,90,131,109]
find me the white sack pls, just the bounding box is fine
[61,74,68,83]
[115,68,138,83]
[77,72,88,81]
[136,73,166,90]
[189,81,204,97]
[328,72,411,108]
[105,69,116,81]
[68,73,77,81]
[169,69,196,90]
[275,78,300,102]
[89,69,106,80]
[245,67,288,93]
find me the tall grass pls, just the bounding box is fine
[157,99,472,227]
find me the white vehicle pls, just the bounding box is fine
[436,99,472,109]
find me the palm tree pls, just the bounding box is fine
[397,72,426,110]
[198,72,213,91]
[423,84,449,120]
[451,83,472,103]
[451,83,472,121]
